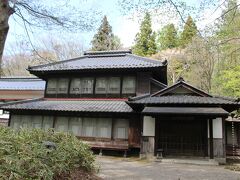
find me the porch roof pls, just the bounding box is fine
[128,95,239,105]
[142,107,229,117]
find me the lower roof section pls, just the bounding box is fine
[0,98,133,113]
[142,107,229,117]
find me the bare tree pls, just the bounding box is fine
[151,48,187,84]
[184,37,217,93]
[0,0,99,76]
[2,38,85,76]
[40,37,84,61]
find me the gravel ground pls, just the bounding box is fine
[97,156,240,180]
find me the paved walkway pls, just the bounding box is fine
[97,156,240,180]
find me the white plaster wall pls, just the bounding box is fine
[143,116,155,136]
[0,110,9,119]
[213,118,222,138]
[207,118,223,138]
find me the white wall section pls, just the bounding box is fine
[143,116,155,136]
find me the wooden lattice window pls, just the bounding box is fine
[108,77,121,94]
[122,76,136,94]
[114,119,129,139]
[95,77,108,94]
[70,78,81,94]
[81,78,94,94]
[57,78,69,94]
[46,79,57,94]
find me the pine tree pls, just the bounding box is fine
[133,12,157,56]
[91,16,122,51]
[158,23,178,50]
[179,16,198,47]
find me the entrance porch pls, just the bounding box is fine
[140,107,227,164]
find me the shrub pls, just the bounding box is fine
[0,127,96,179]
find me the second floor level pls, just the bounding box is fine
[28,50,168,99]
[45,71,167,98]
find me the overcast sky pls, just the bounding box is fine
[4,0,225,55]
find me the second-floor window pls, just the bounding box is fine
[95,77,121,94]
[46,78,69,95]
[46,79,57,94]
[95,77,108,94]
[122,76,136,94]
[46,76,136,97]
[58,78,69,94]
[108,77,121,94]
[70,78,94,95]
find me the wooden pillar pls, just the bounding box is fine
[209,119,214,159]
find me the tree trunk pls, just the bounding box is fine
[0,0,14,77]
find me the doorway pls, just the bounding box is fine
[155,117,208,157]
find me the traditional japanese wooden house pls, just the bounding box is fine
[1,50,239,163]
[0,77,45,125]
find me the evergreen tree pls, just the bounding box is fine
[158,23,178,50]
[133,12,157,56]
[179,16,198,47]
[91,16,122,51]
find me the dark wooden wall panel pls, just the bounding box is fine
[136,72,151,95]
[150,83,163,94]
[128,118,141,148]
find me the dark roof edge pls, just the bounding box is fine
[27,56,86,71]
[128,93,150,101]
[127,54,167,66]
[0,76,40,79]
[213,95,239,102]
[0,98,44,108]
[84,50,132,55]
[150,78,167,88]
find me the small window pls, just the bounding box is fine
[57,78,69,94]
[108,77,120,94]
[122,76,136,94]
[69,117,82,136]
[46,79,57,94]
[81,78,94,94]
[114,119,129,139]
[70,78,81,94]
[95,77,107,94]
[82,118,97,137]
[42,116,54,130]
[55,117,69,132]
[97,118,112,138]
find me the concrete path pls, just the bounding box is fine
[97,156,240,180]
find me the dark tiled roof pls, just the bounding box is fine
[28,50,165,72]
[128,95,239,105]
[1,98,133,113]
[0,77,45,90]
